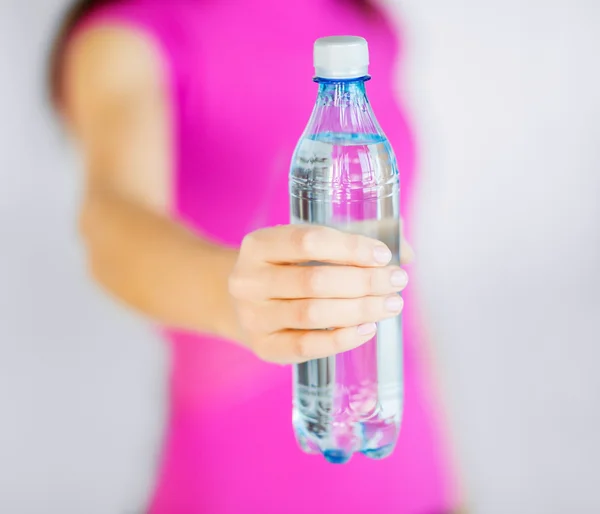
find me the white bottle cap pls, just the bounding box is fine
[313,36,369,80]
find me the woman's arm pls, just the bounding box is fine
[62,26,409,363]
[63,26,240,339]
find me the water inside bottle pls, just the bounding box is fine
[290,132,403,463]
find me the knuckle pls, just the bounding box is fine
[291,226,328,257]
[228,270,258,299]
[361,269,374,295]
[229,268,269,300]
[347,297,366,321]
[291,227,314,255]
[227,271,245,298]
[297,300,321,327]
[294,333,314,360]
[344,233,362,255]
[329,329,350,355]
[366,296,383,318]
[305,266,325,296]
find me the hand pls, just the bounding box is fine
[228,224,409,364]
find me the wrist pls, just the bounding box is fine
[201,244,242,342]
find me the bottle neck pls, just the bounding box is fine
[307,77,382,137]
[316,76,369,104]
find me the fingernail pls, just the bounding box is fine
[391,270,408,288]
[373,245,392,264]
[357,322,377,336]
[385,295,404,312]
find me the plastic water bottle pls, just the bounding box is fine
[289,36,403,464]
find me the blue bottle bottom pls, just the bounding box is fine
[361,443,395,460]
[293,417,400,464]
[323,449,353,464]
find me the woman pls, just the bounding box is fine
[50,0,457,512]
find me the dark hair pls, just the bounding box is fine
[49,0,116,106]
[48,0,376,105]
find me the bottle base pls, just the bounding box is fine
[323,449,353,464]
[361,443,394,460]
[293,420,399,464]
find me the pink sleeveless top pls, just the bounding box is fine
[77,0,456,512]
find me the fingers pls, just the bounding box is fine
[257,324,379,364]
[232,222,411,365]
[241,225,393,267]
[261,295,404,331]
[234,264,408,300]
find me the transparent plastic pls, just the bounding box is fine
[289,76,403,463]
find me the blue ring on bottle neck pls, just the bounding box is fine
[313,75,371,83]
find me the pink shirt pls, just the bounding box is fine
[78,0,455,512]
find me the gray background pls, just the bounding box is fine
[0,2,167,513]
[1,0,600,513]
[404,1,600,512]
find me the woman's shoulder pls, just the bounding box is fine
[59,0,198,111]
[71,0,197,56]
[64,23,163,105]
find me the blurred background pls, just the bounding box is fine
[1,1,167,512]
[406,3,600,513]
[1,0,599,513]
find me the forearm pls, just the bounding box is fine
[80,190,241,341]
